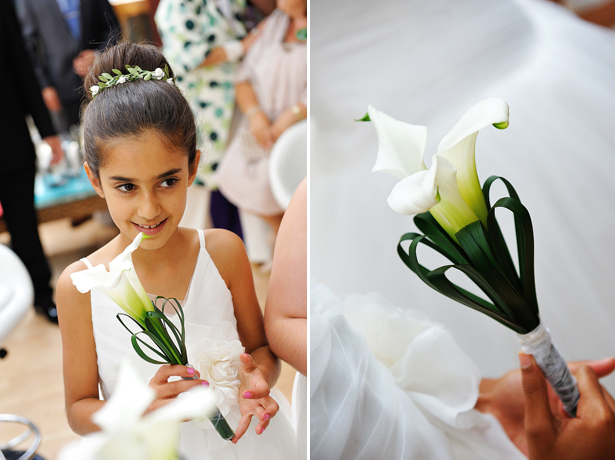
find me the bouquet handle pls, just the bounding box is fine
[518,323,579,417]
[182,364,235,440]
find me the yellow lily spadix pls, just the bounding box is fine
[368,97,509,238]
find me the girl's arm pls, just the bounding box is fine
[264,179,307,375]
[236,81,273,149]
[57,262,106,435]
[207,229,281,440]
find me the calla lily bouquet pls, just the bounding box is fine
[362,98,580,416]
[70,233,234,439]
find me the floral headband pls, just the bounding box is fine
[90,64,176,98]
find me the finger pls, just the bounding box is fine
[568,358,615,379]
[151,365,199,384]
[156,379,209,399]
[240,353,258,373]
[519,353,556,441]
[574,366,612,418]
[232,414,252,444]
[255,415,270,435]
[242,376,270,400]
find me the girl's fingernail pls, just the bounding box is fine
[263,414,269,421]
[519,352,532,370]
[201,381,210,387]
[187,367,195,375]
[243,391,252,399]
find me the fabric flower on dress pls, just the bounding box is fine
[189,336,244,419]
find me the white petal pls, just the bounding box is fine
[387,169,438,215]
[146,386,217,423]
[70,264,113,293]
[368,105,428,179]
[437,98,509,153]
[108,233,146,273]
[92,358,155,433]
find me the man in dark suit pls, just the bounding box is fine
[17,0,120,132]
[1,1,65,323]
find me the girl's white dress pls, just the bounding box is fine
[84,229,298,460]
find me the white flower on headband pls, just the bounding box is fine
[118,76,128,84]
[153,68,165,80]
[167,78,175,86]
[90,85,99,96]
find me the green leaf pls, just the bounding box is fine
[98,75,108,82]
[102,73,113,81]
[355,113,371,122]
[128,67,139,76]
[144,73,151,81]
[98,82,106,88]
[112,68,123,75]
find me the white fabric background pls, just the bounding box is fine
[311,0,615,393]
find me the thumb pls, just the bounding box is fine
[519,352,556,441]
[240,353,257,373]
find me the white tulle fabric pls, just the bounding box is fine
[310,283,526,460]
[311,0,615,394]
[88,230,298,460]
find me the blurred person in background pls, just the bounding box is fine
[155,0,275,237]
[16,0,120,134]
[1,0,65,323]
[215,0,307,263]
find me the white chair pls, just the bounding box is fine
[0,244,44,460]
[269,119,307,210]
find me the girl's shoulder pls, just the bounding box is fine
[202,228,248,286]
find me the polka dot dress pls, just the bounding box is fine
[155,0,247,188]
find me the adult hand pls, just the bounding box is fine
[73,49,96,77]
[43,135,64,165]
[271,109,301,142]
[249,111,273,149]
[521,352,615,460]
[145,364,209,414]
[476,356,615,455]
[42,87,62,112]
[232,353,278,444]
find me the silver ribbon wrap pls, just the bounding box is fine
[517,323,579,417]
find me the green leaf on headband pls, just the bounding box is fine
[134,66,143,71]
[102,73,113,80]
[128,67,139,76]
[98,75,108,82]
[144,73,151,81]
[98,82,106,88]
[112,68,123,75]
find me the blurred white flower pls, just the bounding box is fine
[152,68,165,80]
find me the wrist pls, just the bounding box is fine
[291,104,305,121]
[246,105,264,120]
[221,40,244,63]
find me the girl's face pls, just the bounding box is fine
[86,130,199,250]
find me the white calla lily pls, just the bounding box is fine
[369,98,509,239]
[437,98,509,224]
[58,358,217,460]
[70,233,153,327]
[368,104,428,179]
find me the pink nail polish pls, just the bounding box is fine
[201,381,209,387]
[243,391,252,399]
[187,367,195,375]
[263,414,269,421]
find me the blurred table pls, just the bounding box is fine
[0,169,107,234]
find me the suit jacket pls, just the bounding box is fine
[17,0,120,104]
[0,0,56,172]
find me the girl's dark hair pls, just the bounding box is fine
[82,41,197,177]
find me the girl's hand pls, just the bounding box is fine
[232,353,279,443]
[145,364,210,414]
[249,111,273,149]
[521,353,615,460]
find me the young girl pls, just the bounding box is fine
[56,41,298,459]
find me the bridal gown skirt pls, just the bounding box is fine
[310,283,526,460]
[310,0,615,392]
